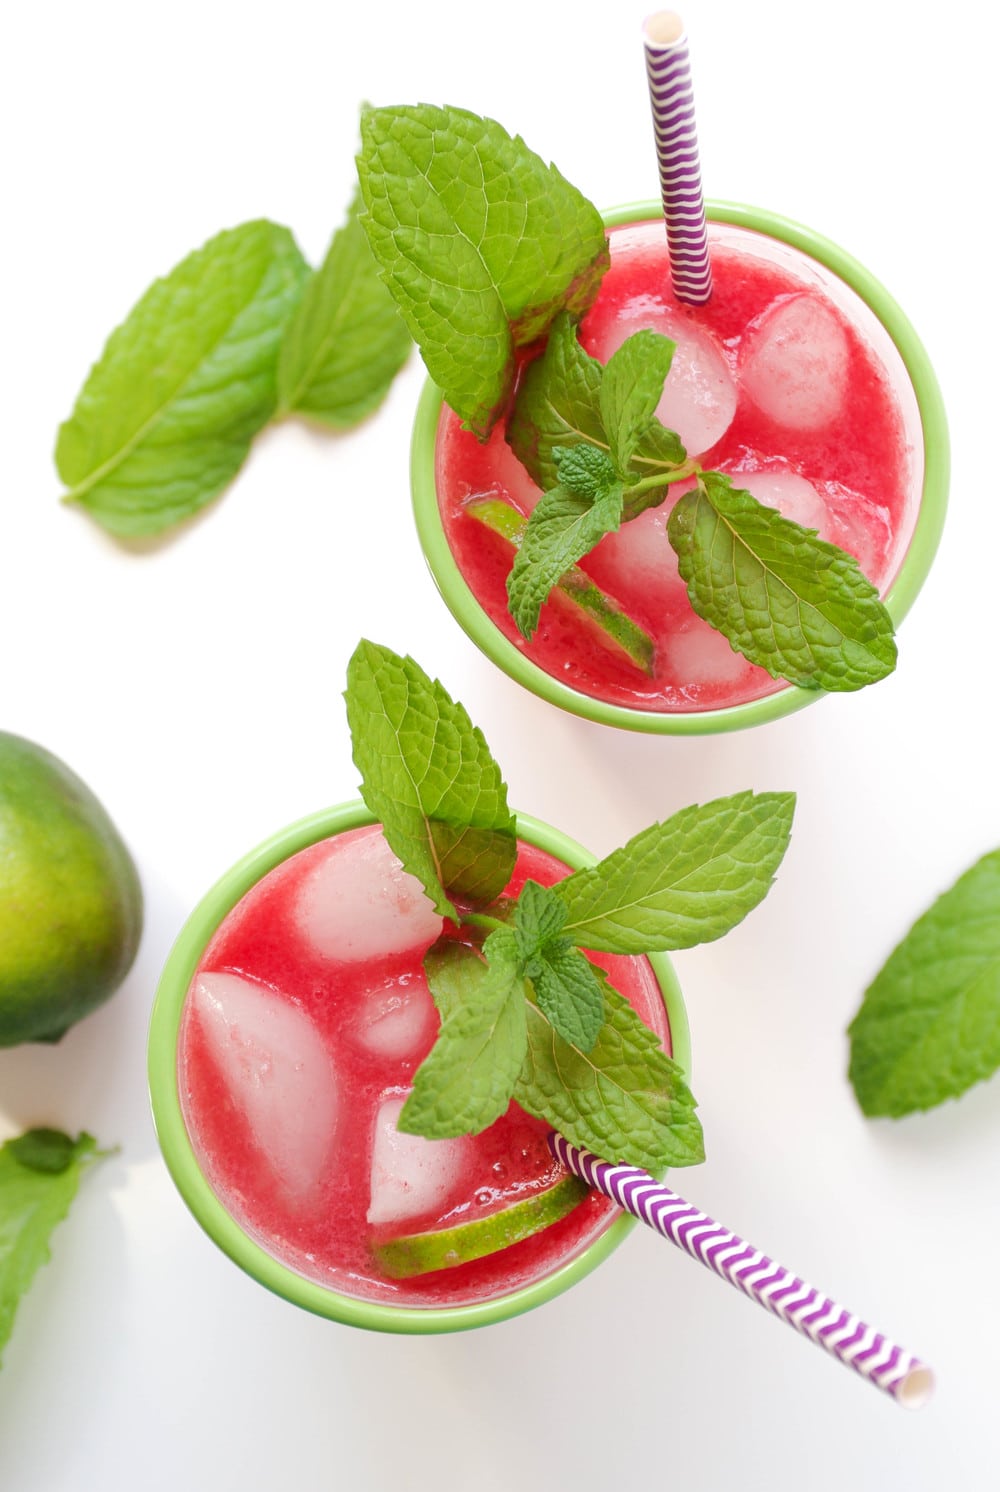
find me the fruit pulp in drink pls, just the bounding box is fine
[434,218,921,713]
[177,823,672,1307]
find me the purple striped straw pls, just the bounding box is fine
[548,1132,933,1409]
[643,11,713,304]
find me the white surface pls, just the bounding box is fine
[0,1,994,1486]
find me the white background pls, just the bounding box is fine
[1,1,995,1486]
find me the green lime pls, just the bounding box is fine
[0,732,142,1046]
[371,1175,589,1279]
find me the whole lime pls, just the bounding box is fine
[0,733,142,1046]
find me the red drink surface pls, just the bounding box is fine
[178,825,672,1308]
[435,219,918,713]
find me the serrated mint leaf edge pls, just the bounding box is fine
[847,849,1000,1117]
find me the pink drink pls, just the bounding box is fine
[177,823,672,1308]
[434,218,922,713]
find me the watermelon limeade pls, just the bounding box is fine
[175,820,674,1313]
[431,215,925,715]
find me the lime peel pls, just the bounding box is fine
[371,1174,590,1279]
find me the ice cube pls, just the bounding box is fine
[666,614,756,689]
[736,469,890,582]
[737,470,830,538]
[822,485,893,583]
[741,294,849,431]
[588,484,692,614]
[367,1096,471,1227]
[484,430,544,515]
[587,308,737,457]
[296,825,441,963]
[353,972,437,1061]
[192,971,338,1206]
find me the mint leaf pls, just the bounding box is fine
[528,944,606,1053]
[276,191,410,428]
[514,879,571,951]
[554,791,795,953]
[514,881,604,1051]
[848,851,1000,1117]
[668,472,897,691]
[599,328,677,474]
[0,1131,102,1369]
[507,314,606,489]
[357,105,609,438]
[514,973,704,1170]
[345,641,516,919]
[507,315,686,492]
[554,444,618,499]
[56,221,308,537]
[400,936,527,1138]
[506,478,624,639]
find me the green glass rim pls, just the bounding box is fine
[147,801,690,1335]
[411,199,950,735]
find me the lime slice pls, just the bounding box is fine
[467,496,655,675]
[372,1174,590,1279]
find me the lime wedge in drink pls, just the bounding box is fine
[372,1174,590,1279]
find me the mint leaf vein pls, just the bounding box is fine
[554,791,795,952]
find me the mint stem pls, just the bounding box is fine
[462,912,513,934]
[622,460,700,521]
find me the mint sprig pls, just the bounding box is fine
[504,318,692,634]
[508,336,896,690]
[0,1130,105,1369]
[668,472,898,692]
[506,313,686,492]
[356,105,609,438]
[346,641,795,1171]
[56,133,413,540]
[848,851,1000,1117]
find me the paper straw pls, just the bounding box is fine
[548,1132,933,1409]
[643,11,713,304]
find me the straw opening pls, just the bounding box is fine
[644,10,685,46]
[896,1365,935,1411]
